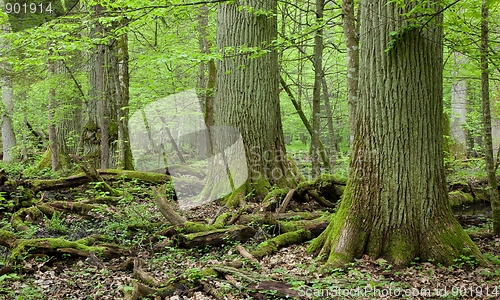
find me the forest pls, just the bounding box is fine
[0,0,500,299]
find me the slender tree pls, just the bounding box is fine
[0,10,17,162]
[341,0,359,139]
[311,0,324,178]
[308,0,482,266]
[450,53,467,158]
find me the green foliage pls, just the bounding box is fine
[44,211,69,235]
[453,254,479,269]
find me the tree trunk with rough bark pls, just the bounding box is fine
[84,5,122,169]
[308,0,482,267]
[341,0,359,141]
[0,14,17,162]
[450,53,467,159]
[48,47,60,171]
[480,0,500,234]
[211,0,293,205]
[311,0,324,178]
[116,32,134,170]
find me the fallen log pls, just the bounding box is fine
[69,155,121,197]
[175,225,256,248]
[0,229,131,263]
[251,229,311,260]
[23,169,171,193]
[153,185,185,225]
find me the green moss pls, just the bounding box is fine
[200,268,218,278]
[263,188,288,202]
[448,191,474,206]
[184,221,214,233]
[385,233,417,266]
[101,169,170,183]
[9,237,107,261]
[35,148,52,170]
[213,212,231,229]
[280,213,331,232]
[315,174,347,186]
[427,220,484,266]
[473,188,489,201]
[252,229,310,259]
[0,229,17,245]
[307,187,354,256]
[11,211,29,232]
[251,177,271,197]
[225,182,249,208]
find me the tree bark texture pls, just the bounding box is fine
[308,0,482,267]
[0,14,17,162]
[341,0,359,140]
[311,0,324,178]
[47,47,60,171]
[450,53,467,158]
[116,32,134,170]
[214,0,292,197]
[480,0,500,234]
[85,5,121,169]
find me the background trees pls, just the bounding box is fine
[0,0,499,266]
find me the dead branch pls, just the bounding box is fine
[153,185,186,225]
[175,225,256,248]
[278,189,295,213]
[236,245,259,264]
[69,154,121,197]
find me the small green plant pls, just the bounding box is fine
[186,268,204,283]
[44,211,69,234]
[453,254,478,269]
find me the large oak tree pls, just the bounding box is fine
[208,0,294,205]
[308,0,482,266]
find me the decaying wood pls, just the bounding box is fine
[455,215,488,227]
[236,245,259,264]
[0,229,131,263]
[69,154,121,196]
[237,211,325,224]
[306,189,335,208]
[251,229,312,260]
[249,281,300,299]
[176,225,256,248]
[133,258,161,287]
[20,169,171,194]
[154,185,186,225]
[278,189,295,213]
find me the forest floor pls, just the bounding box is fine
[0,162,499,299]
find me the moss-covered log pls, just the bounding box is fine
[24,169,171,193]
[251,229,311,259]
[175,225,256,248]
[153,186,186,225]
[0,229,131,263]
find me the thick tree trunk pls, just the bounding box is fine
[0,16,17,162]
[85,5,121,169]
[212,0,293,204]
[308,0,482,267]
[480,0,500,234]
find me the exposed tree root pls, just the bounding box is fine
[175,225,256,248]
